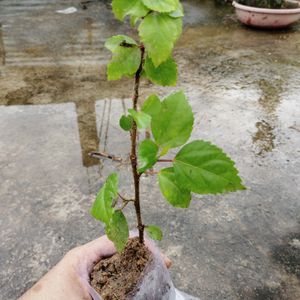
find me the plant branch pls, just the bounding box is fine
[144,170,159,175]
[89,151,123,162]
[158,159,174,163]
[113,193,134,209]
[130,44,145,243]
[120,198,134,210]
[118,193,134,202]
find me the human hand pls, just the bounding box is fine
[19,235,171,300]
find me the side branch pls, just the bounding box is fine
[144,170,158,175]
[118,193,134,202]
[113,193,134,209]
[120,199,134,210]
[89,151,123,162]
[158,159,174,163]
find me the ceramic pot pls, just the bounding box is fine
[233,1,300,28]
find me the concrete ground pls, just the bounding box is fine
[0,0,300,299]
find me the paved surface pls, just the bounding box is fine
[0,1,300,299]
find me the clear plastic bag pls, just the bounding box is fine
[86,240,199,300]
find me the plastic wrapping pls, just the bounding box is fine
[86,240,199,300]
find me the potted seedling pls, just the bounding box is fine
[89,0,245,299]
[233,0,300,28]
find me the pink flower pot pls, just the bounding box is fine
[232,1,300,28]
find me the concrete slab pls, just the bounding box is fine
[0,0,299,299]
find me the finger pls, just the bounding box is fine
[81,235,116,260]
[161,253,172,269]
[72,236,116,281]
[143,238,172,269]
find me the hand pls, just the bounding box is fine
[19,236,171,300]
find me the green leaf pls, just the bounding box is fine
[174,140,246,194]
[138,139,159,173]
[106,210,129,252]
[144,56,177,86]
[107,46,141,81]
[145,225,163,241]
[141,94,161,118]
[90,173,118,224]
[139,13,182,67]
[119,115,133,131]
[142,0,179,12]
[130,15,140,27]
[159,146,170,157]
[105,173,119,199]
[158,167,191,208]
[112,0,149,21]
[105,35,137,53]
[151,91,194,148]
[169,2,184,18]
[128,109,151,129]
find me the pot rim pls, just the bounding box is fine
[232,1,300,14]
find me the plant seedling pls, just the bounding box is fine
[90,0,245,252]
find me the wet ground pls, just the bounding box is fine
[0,0,300,299]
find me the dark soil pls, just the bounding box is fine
[90,238,151,300]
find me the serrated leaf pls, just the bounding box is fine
[112,0,149,21]
[119,115,133,131]
[142,0,179,12]
[139,13,182,67]
[105,173,119,199]
[128,109,151,129]
[106,210,129,252]
[90,173,118,224]
[144,56,177,86]
[145,225,163,241]
[158,167,191,208]
[174,140,246,194]
[169,2,184,18]
[141,94,161,118]
[107,46,141,81]
[151,91,193,148]
[105,35,137,53]
[138,139,159,173]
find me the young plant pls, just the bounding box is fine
[90,0,245,251]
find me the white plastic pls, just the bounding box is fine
[56,7,77,14]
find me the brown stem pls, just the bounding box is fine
[144,170,159,175]
[89,151,123,162]
[158,159,174,163]
[130,45,145,243]
[113,193,134,209]
[118,193,134,203]
[120,199,134,210]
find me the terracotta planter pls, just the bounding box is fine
[232,1,300,28]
